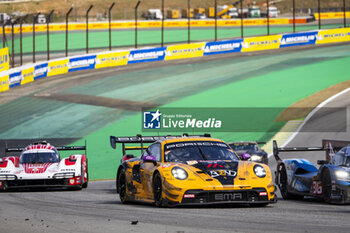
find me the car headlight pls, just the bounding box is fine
[171,167,188,180]
[0,175,17,180]
[254,165,266,178]
[53,173,75,179]
[335,170,350,180]
[250,155,262,162]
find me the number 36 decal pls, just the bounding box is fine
[312,181,323,195]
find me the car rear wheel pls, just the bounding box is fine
[81,163,88,188]
[118,168,128,204]
[322,169,332,203]
[153,173,165,207]
[279,165,301,200]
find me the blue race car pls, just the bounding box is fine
[273,139,350,204]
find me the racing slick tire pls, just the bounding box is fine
[279,165,302,200]
[153,172,166,207]
[82,162,88,188]
[117,168,129,204]
[321,169,332,203]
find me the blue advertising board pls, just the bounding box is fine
[68,55,96,72]
[203,39,243,56]
[280,31,318,48]
[34,63,48,80]
[9,71,22,88]
[128,47,166,64]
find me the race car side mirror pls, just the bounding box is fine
[143,155,157,165]
[317,160,328,165]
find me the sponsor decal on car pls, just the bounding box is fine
[214,193,243,201]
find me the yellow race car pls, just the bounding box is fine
[110,134,276,207]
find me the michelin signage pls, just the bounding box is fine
[9,71,22,88]
[128,47,166,64]
[68,55,96,72]
[203,39,243,55]
[34,63,48,80]
[280,31,318,47]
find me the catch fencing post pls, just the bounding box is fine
[109,3,115,51]
[47,10,54,61]
[135,1,141,48]
[215,0,217,41]
[293,0,296,32]
[317,0,321,29]
[65,7,73,57]
[240,0,244,38]
[161,0,165,46]
[20,15,27,66]
[2,23,5,48]
[266,0,270,35]
[33,12,41,63]
[11,20,14,68]
[187,0,191,44]
[343,0,347,28]
[86,5,93,53]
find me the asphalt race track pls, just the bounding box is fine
[1,44,350,233]
[1,91,350,233]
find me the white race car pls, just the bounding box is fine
[0,141,88,191]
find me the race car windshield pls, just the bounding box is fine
[230,143,256,151]
[164,141,239,162]
[20,152,60,164]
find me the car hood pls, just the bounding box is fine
[182,160,242,186]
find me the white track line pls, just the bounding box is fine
[267,87,350,158]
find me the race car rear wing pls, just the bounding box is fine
[273,139,350,162]
[229,141,266,144]
[272,140,325,162]
[110,133,211,155]
[5,140,87,155]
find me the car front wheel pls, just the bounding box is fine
[153,173,165,207]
